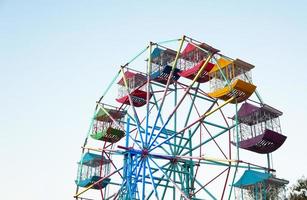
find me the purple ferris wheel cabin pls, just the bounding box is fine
[233,102,287,154]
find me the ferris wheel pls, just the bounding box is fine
[74,36,288,200]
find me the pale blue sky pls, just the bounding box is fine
[0,1,307,199]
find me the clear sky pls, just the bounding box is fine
[0,0,307,199]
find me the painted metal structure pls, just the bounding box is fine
[74,36,288,200]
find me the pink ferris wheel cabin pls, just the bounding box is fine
[116,71,152,107]
[178,42,219,83]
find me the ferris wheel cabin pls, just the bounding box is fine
[208,58,256,103]
[150,47,181,85]
[91,106,126,143]
[233,102,287,154]
[116,71,152,107]
[75,152,111,189]
[234,169,289,199]
[178,43,219,83]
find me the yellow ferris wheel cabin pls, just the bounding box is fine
[208,57,256,103]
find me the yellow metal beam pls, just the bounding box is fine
[170,35,185,70]
[178,155,238,163]
[202,96,235,118]
[96,104,122,129]
[191,52,214,84]
[74,168,123,198]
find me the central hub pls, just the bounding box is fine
[141,148,149,158]
[170,157,178,164]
